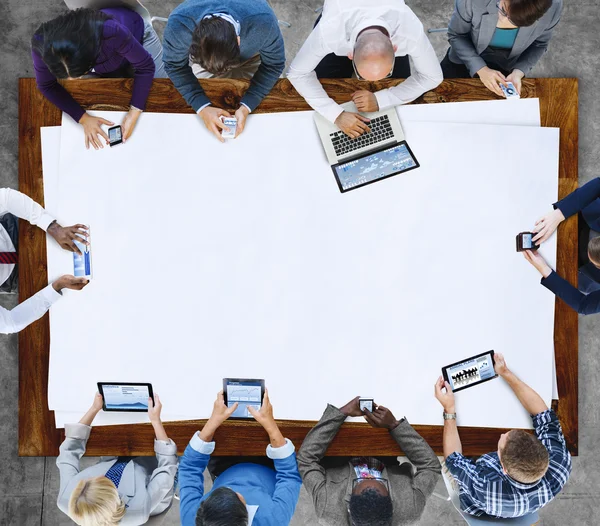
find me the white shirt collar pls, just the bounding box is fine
[247,504,259,525]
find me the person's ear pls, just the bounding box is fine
[393,44,398,52]
[347,51,354,60]
[237,36,241,47]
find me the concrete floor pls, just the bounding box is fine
[0,0,598,524]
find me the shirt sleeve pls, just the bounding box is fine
[163,15,211,112]
[0,284,62,335]
[287,26,345,123]
[447,0,487,77]
[32,43,86,123]
[56,423,92,503]
[267,440,302,525]
[541,271,600,315]
[374,23,443,109]
[179,432,213,526]
[553,177,600,220]
[104,21,155,111]
[239,14,285,111]
[444,452,487,507]
[145,439,179,516]
[532,410,572,493]
[0,188,54,231]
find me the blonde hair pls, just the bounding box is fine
[69,476,126,526]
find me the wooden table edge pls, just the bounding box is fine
[18,77,578,456]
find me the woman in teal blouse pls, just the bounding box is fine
[441,0,562,97]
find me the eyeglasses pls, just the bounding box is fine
[496,0,514,24]
[351,55,394,81]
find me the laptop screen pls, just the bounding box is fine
[332,142,419,192]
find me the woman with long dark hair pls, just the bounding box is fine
[32,7,165,149]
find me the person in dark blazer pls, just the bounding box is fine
[523,177,600,315]
[441,0,562,97]
[297,397,440,526]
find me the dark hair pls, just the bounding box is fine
[189,16,240,75]
[31,8,109,79]
[506,0,553,27]
[501,430,549,483]
[349,489,393,526]
[589,237,600,266]
[195,487,248,526]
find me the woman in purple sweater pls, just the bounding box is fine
[32,7,165,150]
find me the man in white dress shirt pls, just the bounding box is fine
[0,188,89,334]
[287,0,443,138]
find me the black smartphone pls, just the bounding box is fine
[222,378,265,419]
[442,351,497,393]
[516,232,539,252]
[97,382,154,412]
[108,125,123,147]
[359,398,374,412]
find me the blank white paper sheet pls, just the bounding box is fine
[42,99,558,430]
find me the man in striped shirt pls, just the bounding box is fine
[433,353,572,518]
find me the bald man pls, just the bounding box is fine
[288,0,442,138]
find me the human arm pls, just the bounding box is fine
[31,44,86,123]
[267,442,302,524]
[0,284,62,335]
[494,353,548,414]
[287,26,346,123]
[56,394,101,499]
[434,377,462,458]
[239,13,285,111]
[0,188,55,231]
[374,23,443,109]
[541,271,600,315]
[553,177,600,223]
[163,14,212,112]
[145,395,179,516]
[295,401,352,516]
[447,0,487,77]
[512,0,563,76]
[179,391,238,525]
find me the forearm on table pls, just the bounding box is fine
[502,370,547,415]
[266,425,286,448]
[152,420,169,442]
[443,419,462,458]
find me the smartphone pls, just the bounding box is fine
[516,232,539,252]
[220,117,237,139]
[108,125,123,147]
[501,82,520,99]
[359,398,374,412]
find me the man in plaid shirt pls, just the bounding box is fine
[434,353,572,518]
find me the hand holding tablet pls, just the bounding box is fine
[442,350,498,393]
[97,382,154,412]
[223,378,265,419]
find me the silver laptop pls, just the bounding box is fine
[314,101,406,165]
[314,102,419,193]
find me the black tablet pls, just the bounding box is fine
[331,141,420,193]
[223,378,265,419]
[442,351,497,393]
[97,382,154,412]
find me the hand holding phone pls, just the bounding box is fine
[516,232,539,252]
[359,398,374,412]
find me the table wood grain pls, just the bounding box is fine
[18,77,578,457]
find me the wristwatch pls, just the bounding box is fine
[443,412,457,420]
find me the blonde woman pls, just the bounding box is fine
[57,392,178,525]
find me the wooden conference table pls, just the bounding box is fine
[18,77,579,457]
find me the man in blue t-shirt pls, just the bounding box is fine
[179,390,301,526]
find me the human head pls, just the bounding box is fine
[190,16,241,75]
[31,8,108,79]
[501,0,553,27]
[348,481,393,526]
[498,430,549,483]
[68,476,126,526]
[196,487,248,526]
[351,28,396,81]
[588,237,600,268]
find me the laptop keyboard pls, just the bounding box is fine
[330,115,394,157]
